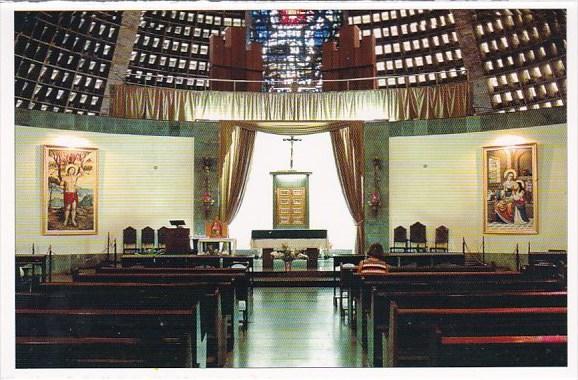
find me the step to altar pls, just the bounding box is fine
[252,270,336,287]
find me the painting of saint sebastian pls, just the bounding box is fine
[43,145,98,235]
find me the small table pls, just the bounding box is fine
[197,238,237,256]
[16,254,48,283]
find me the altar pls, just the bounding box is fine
[251,229,329,270]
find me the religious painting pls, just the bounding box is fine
[42,145,98,235]
[483,143,537,234]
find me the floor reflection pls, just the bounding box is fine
[228,287,367,368]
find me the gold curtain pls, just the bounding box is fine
[229,120,353,135]
[110,82,471,122]
[218,123,256,225]
[330,122,365,256]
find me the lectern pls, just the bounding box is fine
[165,220,191,254]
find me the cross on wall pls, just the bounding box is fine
[282,135,302,169]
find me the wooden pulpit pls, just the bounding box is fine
[165,228,191,254]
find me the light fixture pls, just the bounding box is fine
[54,135,90,148]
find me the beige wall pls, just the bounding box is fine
[15,126,195,254]
[389,124,567,254]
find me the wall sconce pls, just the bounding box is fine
[201,157,215,219]
[368,157,382,217]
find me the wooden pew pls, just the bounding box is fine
[93,266,252,326]
[387,302,567,367]
[73,271,246,347]
[431,334,567,367]
[31,282,227,367]
[121,255,222,268]
[95,266,246,274]
[367,290,567,366]
[17,337,189,368]
[16,308,198,368]
[350,271,564,348]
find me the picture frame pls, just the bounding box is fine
[483,143,538,234]
[42,145,98,235]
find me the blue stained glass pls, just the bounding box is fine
[249,10,341,92]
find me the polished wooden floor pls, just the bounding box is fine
[227,287,367,368]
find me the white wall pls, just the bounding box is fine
[389,124,567,253]
[15,126,195,254]
[229,132,355,250]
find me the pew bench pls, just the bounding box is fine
[367,290,567,366]
[386,303,567,367]
[30,282,228,367]
[16,336,189,368]
[351,271,564,348]
[16,307,199,368]
[94,266,252,323]
[431,334,567,367]
[72,271,245,349]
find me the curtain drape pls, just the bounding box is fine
[230,120,353,135]
[110,81,471,122]
[218,123,256,225]
[330,122,365,256]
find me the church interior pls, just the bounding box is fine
[5,3,576,375]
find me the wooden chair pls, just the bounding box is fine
[157,227,168,252]
[430,225,449,252]
[409,222,427,252]
[122,226,137,254]
[339,263,357,318]
[141,226,155,253]
[390,226,408,252]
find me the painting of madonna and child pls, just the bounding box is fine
[42,145,98,235]
[483,143,538,234]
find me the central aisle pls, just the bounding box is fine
[228,287,367,368]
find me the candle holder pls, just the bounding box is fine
[368,158,382,217]
[201,157,215,218]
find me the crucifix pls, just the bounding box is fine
[283,135,302,169]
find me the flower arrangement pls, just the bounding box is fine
[271,244,308,271]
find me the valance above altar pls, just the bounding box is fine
[109,81,471,123]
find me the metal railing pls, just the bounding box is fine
[119,67,470,92]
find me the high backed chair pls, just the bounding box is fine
[157,227,168,252]
[430,225,449,252]
[391,226,408,252]
[141,226,155,253]
[409,222,427,252]
[122,226,137,254]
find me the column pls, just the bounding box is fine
[100,10,141,116]
[364,122,389,251]
[452,10,493,114]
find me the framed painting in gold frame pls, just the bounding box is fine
[42,145,98,235]
[483,143,537,234]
